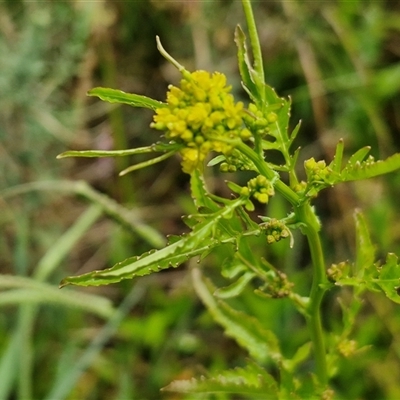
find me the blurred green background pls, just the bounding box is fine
[1,1,400,399]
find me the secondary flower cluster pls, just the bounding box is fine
[304,158,331,183]
[243,103,278,138]
[151,70,251,173]
[260,218,290,244]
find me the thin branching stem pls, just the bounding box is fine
[296,202,328,385]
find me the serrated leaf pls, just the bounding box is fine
[88,87,165,110]
[60,198,244,287]
[162,361,278,398]
[214,271,256,299]
[376,253,400,304]
[340,152,400,182]
[192,268,281,364]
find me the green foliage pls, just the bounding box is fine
[162,360,279,398]
[57,0,400,397]
[87,87,166,111]
[3,0,400,399]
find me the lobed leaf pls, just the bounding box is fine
[87,87,165,110]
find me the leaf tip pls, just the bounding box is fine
[59,279,70,288]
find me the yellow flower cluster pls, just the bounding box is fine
[151,70,250,173]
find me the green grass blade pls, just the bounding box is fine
[44,284,146,400]
[0,275,114,318]
[0,333,20,400]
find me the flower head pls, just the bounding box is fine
[151,70,248,173]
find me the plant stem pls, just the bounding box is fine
[238,140,328,383]
[296,202,328,385]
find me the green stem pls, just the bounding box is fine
[237,140,328,384]
[296,203,328,385]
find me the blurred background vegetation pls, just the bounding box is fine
[1,0,400,399]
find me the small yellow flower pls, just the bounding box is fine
[151,69,249,173]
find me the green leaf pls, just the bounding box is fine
[263,84,284,110]
[119,151,175,176]
[220,257,248,279]
[329,139,344,174]
[57,142,180,159]
[214,271,256,299]
[87,87,165,110]
[192,268,281,364]
[162,361,278,398]
[376,253,400,304]
[354,209,376,277]
[60,197,244,287]
[207,154,226,167]
[283,342,312,373]
[340,152,400,182]
[234,25,258,102]
[57,146,157,159]
[226,180,245,195]
[190,169,221,211]
[289,120,302,144]
[346,146,371,166]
